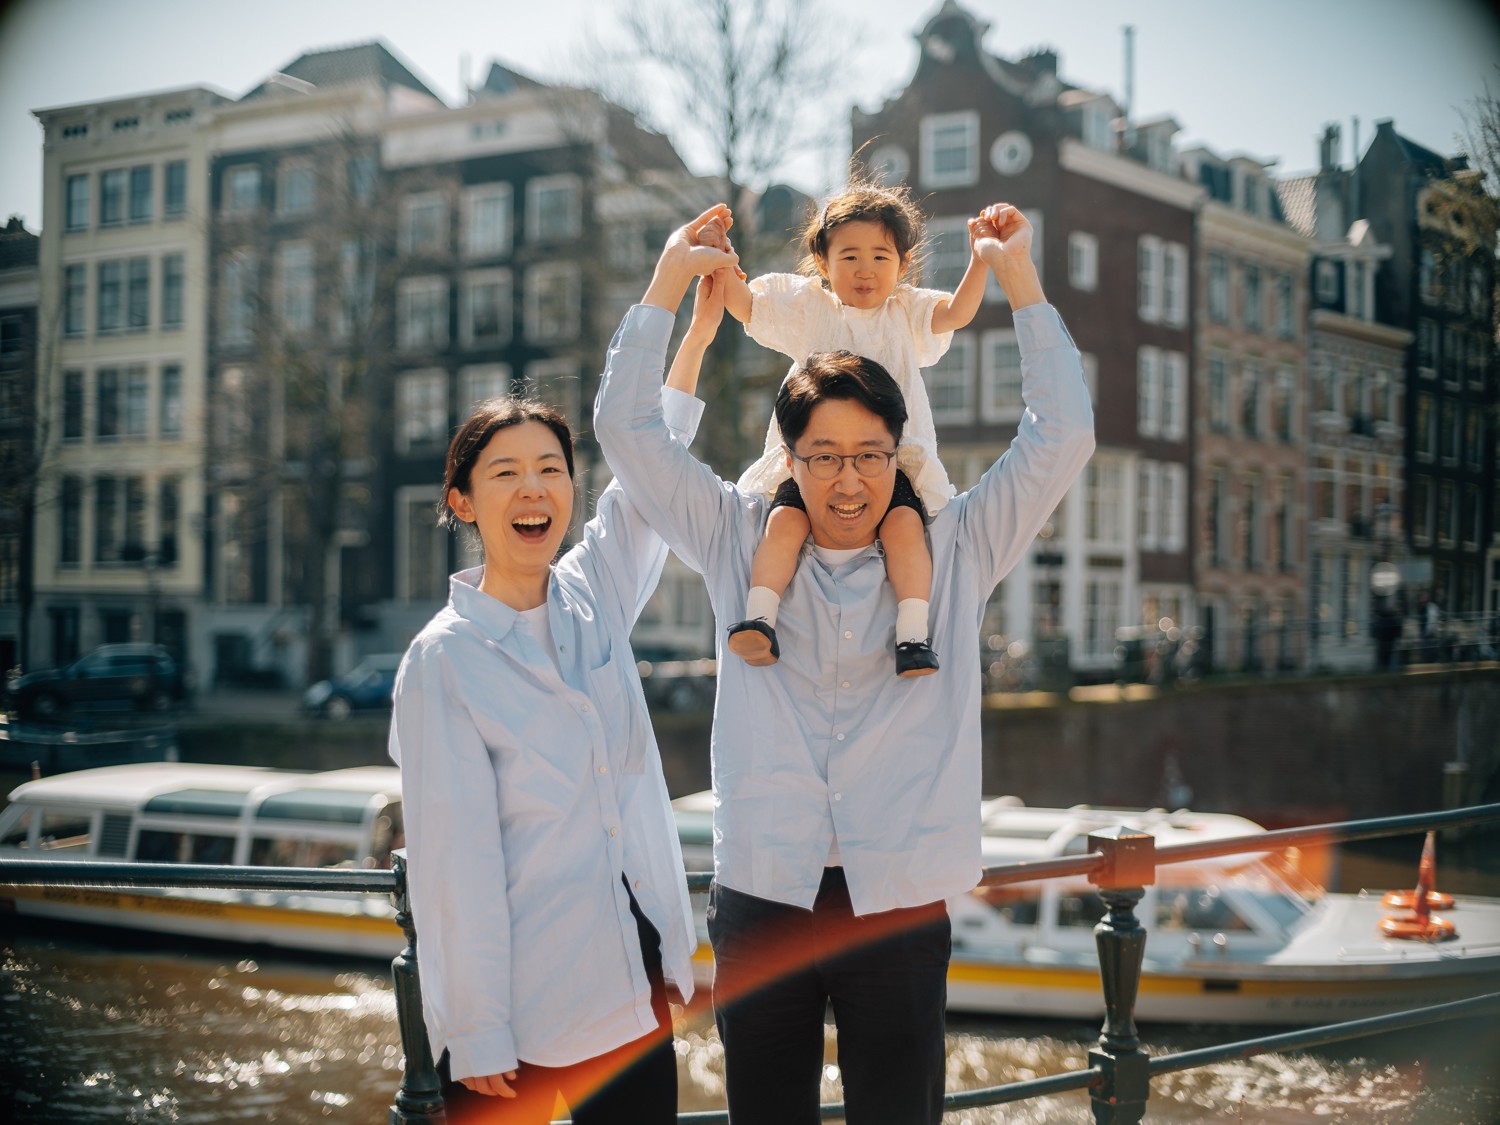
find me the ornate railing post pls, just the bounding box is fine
[1086,825,1155,1125]
[388,850,446,1124]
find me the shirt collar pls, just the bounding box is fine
[448,565,556,641]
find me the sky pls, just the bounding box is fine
[1,0,1498,233]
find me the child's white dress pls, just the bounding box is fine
[736,273,957,513]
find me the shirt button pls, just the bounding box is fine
[609,827,618,836]
[836,733,845,742]
[581,703,590,712]
[843,630,853,639]
[834,793,842,801]
[598,765,608,774]
[841,680,850,689]
[634,880,642,890]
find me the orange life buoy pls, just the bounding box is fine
[1379,913,1457,941]
[1381,889,1456,911]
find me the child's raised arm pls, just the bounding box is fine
[700,219,753,323]
[665,273,727,397]
[930,211,995,334]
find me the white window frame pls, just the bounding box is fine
[923,217,972,292]
[525,174,582,243]
[460,268,513,349]
[396,369,448,453]
[523,262,580,343]
[401,191,448,255]
[979,329,1023,424]
[224,165,260,215]
[1085,460,1126,547]
[1137,462,1159,550]
[463,182,513,259]
[459,364,512,415]
[1208,252,1231,323]
[524,358,583,427]
[395,484,449,603]
[1137,346,1160,438]
[277,240,315,335]
[1068,231,1098,292]
[1161,350,1187,440]
[1163,242,1188,327]
[1137,235,1162,323]
[1080,352,1099,407]
[925,331,973,424]
[1160,463,1186,552]
[277,161,316,216]
[1084,576,1124,659]
[920,111,979,189]
[398,276,449,352]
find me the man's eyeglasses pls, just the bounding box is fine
[786,447,897,480]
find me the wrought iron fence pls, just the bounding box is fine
[2,801,1498,1124]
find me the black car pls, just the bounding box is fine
[7,644,188,720]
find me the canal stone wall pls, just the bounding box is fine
[174,667,1500,824]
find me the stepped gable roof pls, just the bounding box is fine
[1372,119,1449,174]
[478,61,549,96]
[1276,175,1317,239]
[242,41,442,102]
[0,217,39,271]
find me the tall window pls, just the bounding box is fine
[463,183,513,258]
[1274,273,1294,338]
[1242,264,1263,332]
[65,174,89,231]
[224,165,261,214]
[59,476,82,566]
[129,165,153,223]
[925,333,973,424]
[96,368,120,439]
[1137,463,1158,550]
[397,370,448,452]
[61,370,84,441]
[1243,475,1261,568]
[1084,578,1123,659]
[97,261,123,334]
[402,193,449,255]
[1240,362,1261,437]
[523,263,579,343]
[126,257,150,331]
[331,239,375,340]
[460,364,512,414]
[979,329,1022,423]
[64,265,87,337]
[1160,464,1186,551]
[278,163,315,215]
[923,218,972,292]
[347,155,376,203]
[163,160,187,218]
[123,367,149,438]
[1085,461,1125,546]
[1137,236,1162,323]
[920,111,979,188]
[398,277,450,351]
[158,478,180,564]
[161,254,184,329]
[1208,252,1230,324]
[94,476,118,562]
[1137,347,1160,437]
[461,269,513,348]
[1160,351,1186,440]
[1208,468,1228,566]
[1273,367,1296,441]
[222,252,257,346]
[399,488,449,601]
[99,169,126,226]
[278,241,315,334]
[1068,232,1098,291]
[1208,355,1229,432]
[160,364,182,438]
[525,175,582,243]
[1162,243,1188,327]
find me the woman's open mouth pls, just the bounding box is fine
[512,515,552,542]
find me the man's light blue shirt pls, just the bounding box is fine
[595,302,1094,917]
[389,388,702,1081]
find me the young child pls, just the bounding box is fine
[713,182,995,677]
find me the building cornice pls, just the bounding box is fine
[1059,138,1204,209]
[1310,309,1413,348]
[1200,199,1312,260]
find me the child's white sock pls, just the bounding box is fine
[745,586,781,628]
[896,599,930,645]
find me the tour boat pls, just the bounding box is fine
[673,791,1500,1025]
[0,762,405,959]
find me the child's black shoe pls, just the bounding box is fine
[895,639,939,678]
[727,618,779,667]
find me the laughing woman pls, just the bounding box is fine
[388,258,735,1123]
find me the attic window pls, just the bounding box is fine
[164,108,194,126]
[62,123,89,141]
[113,116,141,133]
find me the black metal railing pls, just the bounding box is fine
[2,801,1498,1124]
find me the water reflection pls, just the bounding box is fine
[3,932,1497,1123]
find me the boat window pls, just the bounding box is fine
[975,887,1041,925]
[1056,891,1107,928]
[143,789,249,817]
[1155,885,1253,932]
[0,808,33,848]
[1243,890,1309,932]
[368,801,405,869]
[255,789,375,825]
[249,837,359,868]
[136,830,236,864]
[39,811,91,852]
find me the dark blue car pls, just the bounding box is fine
[302,654,402,720]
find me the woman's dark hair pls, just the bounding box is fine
[798,176,927,279]
[439,396,575,530]
[775,351,907,451]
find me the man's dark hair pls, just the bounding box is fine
[775,351,907,450]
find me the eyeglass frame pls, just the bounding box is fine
[784,445,898,480]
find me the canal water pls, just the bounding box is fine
[1,839,1497,1124]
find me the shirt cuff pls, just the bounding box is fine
[662,385,705,439]
[615,303,677,353]
[1013,303,1078,353]
[443,1025,520,1085]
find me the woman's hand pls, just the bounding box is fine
[643,204,741,314]
[461,1070,519,1097]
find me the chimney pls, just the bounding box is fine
[1122,25,1136,152]
[1319,123,1340,173]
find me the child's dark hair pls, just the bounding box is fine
[439,396,575,531]
[798,176,927,279]
[775,350,908,450]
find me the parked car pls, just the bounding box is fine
[302,654,402,720]
[6,644,188,721]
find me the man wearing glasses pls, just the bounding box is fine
[594,203,1095,1125]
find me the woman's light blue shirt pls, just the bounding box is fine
[389,388,702,1082]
